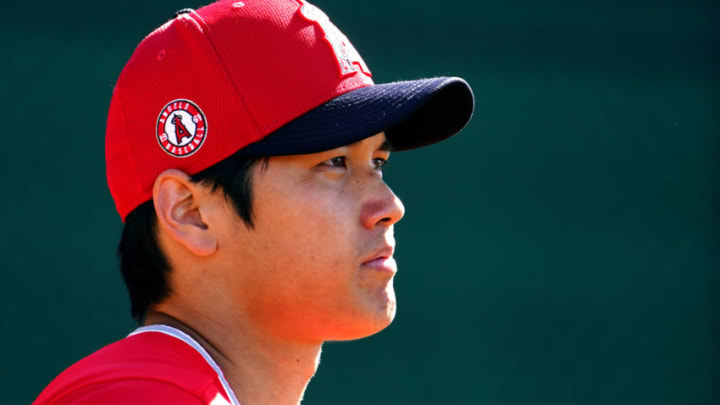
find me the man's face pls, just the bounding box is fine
[215,132,405,343]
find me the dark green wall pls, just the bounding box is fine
[2,1,718,404]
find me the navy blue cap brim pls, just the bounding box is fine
[237,77,474,156]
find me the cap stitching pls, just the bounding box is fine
[264,81,374,135]
[184,10,264,138]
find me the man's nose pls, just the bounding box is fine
[360,182,405,229]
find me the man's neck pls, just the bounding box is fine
[144,310,323,405]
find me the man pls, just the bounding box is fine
[34,0,474,404]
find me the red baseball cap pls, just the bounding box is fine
[106,0,474,220]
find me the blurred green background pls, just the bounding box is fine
[2,0,718,404]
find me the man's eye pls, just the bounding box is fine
[322,156,346,168]
[372,157,388,171]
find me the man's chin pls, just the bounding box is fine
[328,301,397,342]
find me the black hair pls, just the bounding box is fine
[118,154,267,324]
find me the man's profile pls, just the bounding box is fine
[33,0,474,404]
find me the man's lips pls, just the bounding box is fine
[361,247,396,273]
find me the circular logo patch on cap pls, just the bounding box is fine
[156,99,207,158]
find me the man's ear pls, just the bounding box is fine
[152,169,217,257]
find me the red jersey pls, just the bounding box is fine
[33,325,241,405]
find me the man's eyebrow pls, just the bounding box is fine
[378,138,393,151]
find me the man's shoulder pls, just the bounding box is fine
[33,329,229,405]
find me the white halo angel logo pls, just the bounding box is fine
[156,99,207,158]
[298,0,371,78]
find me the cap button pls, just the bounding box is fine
[174,8,194,17]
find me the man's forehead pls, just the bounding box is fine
[265,133,390,164]
[337,132,391,152]
[378,137,392,152]
[348,132,392,152]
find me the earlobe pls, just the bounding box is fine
[153,169,218,257]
